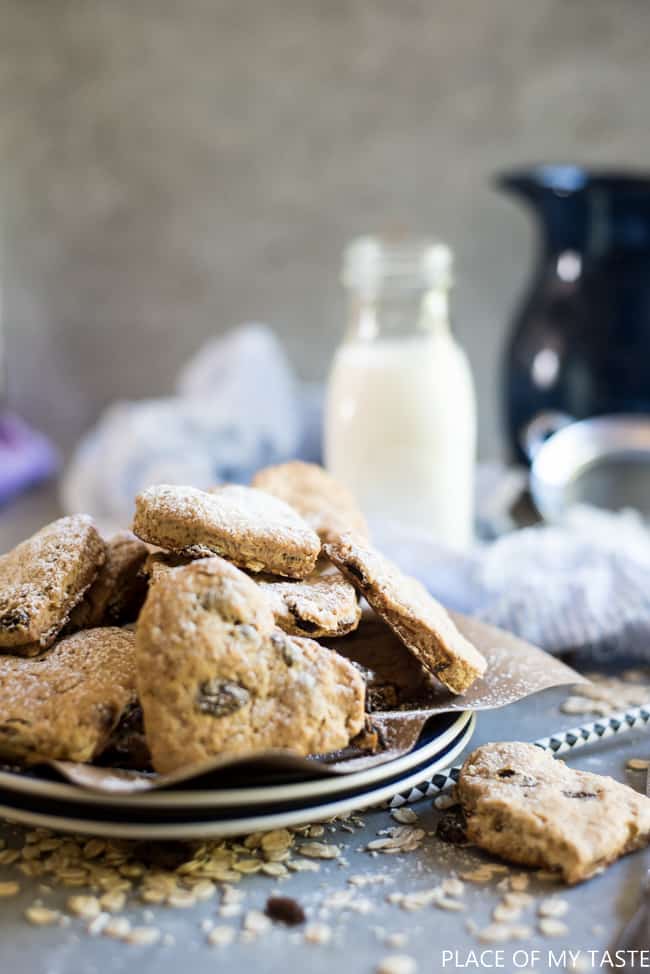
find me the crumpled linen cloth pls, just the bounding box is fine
[63,323,650,659]
[374,506,650,660]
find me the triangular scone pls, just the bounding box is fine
[324,534,486,694]
[0,628,137,763]
[0,515,106,657]
[136,556,365,773]
[252,461,369,542]
[257,561,361,638]
[458,742,650,884]
[68,531,149,630]
[133,484,320,578]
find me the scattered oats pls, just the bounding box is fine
[125,926,161,946]
[478,923,531,944]
[348,873,391,888]
[261,862,288,878]
[304,922,332,945]
[592,924,605,936]
[306,825,325,838]
[538,897,569,918]
[509,873,530,891]
[366,828,425,854]
[25,906,61,926]
[167,890,197,909]
[103,917,132,939]
[460,865,509,883]
[162,933,175,947]
[233,858,262,874]
[377,954,417,974]
[219,903,243,918]
[433,894,465,912]
[99,890,126,914]
[299,842,340,860]
[391,808,419,825]
[627,758,650,771]
[287,858,320,873]
[493,903,522,923]
[67,895,101,920]
[189,879,216,901]
[87,913,110,937]
[561,696,601,716]
[221,884,244,904]
[207,925,235,947]
[0,881,20,897]
[539,917,569,937]
[441,877,464,897]
[244,910,272,935]
[201,918,214,933]
[503,892,533,909]
[385,933,408,949]
[260,830,293,854]
[433,793,458,810]
[83,839,106,860]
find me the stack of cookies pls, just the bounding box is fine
[0,462,487,775]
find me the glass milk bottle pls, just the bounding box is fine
[325,236,476,550]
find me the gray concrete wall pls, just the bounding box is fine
[2,0,650,457]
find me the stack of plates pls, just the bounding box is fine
[0,711,474,838]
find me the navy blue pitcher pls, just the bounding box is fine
[497,165,650,463]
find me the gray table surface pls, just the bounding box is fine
[0,486,648,974]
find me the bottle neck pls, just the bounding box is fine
[345,287,450,343]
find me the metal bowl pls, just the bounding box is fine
[525,413,650,522]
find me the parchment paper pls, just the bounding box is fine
[40,610,584,794]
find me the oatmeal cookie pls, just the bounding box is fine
[136,556,365,773]
[0,628,137,764]
[258,561,361,638]
[133,484,320,578]
[324,534,486,694]
[458,742,650,884]
[68,531,149,630]
[0,515,106,657]
[252,461,369,541]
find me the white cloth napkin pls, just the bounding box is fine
[375,506,650,660]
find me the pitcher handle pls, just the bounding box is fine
[520,411,575,461]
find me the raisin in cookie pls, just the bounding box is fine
[0,515,106,657]
[252,461,369,542]
[458,742,650,884]
[258,562,361,638]
[135,556,365,773]
[0,628,137,764]
[133,484,320,578]
[324,534,486,694]
[68,531,149,630]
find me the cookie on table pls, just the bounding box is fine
[0,515,106,657]
[68,531,149,630]
[324,534,486,694]
[135,556,365,773]
[252,461,369,542]
[457,742,650,884]
[133,484,320,579]
[0,628,137,764]
[257,561,361,638]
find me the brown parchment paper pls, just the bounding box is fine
[42,609,584,795]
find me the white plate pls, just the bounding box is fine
[0,714,474,838]
[0,711,472,810]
